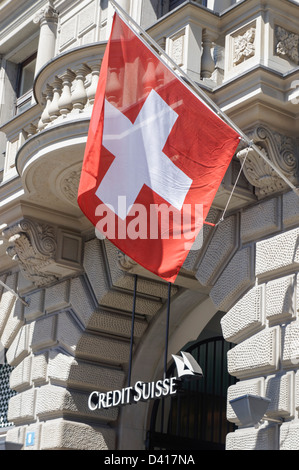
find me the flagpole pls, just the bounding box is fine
[163,282,171,380]
[0,279,28,307]
[109,0,299,196]
[160,281,171,434]
[127,274,137,388]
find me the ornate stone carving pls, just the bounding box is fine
[171,32,185,68]
[275,26,299,65]
[118,251,137,272]
[237,126,298,199]
[2,218,83,288]
[34,0,58,25]
[61,170,81,205]
[233,27,255,66]
[3,219,58,287]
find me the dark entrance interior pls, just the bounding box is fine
[146,331,236,450]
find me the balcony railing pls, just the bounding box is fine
[33,43,105,133]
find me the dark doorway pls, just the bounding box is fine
[146,336,236,450]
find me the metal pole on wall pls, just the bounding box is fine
[128,274,138,388]
[0,279,28,307]
[164,282,172,379]
[161,282,172,433]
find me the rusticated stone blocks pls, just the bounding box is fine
[84,238,163,317]
[256,227,299,280]
[240,198,281,243]
[36,384,118,423]
[226,427,278,450]
[1,267,138,449]
[40,419,116,450]
[280,422,299,450]
[222,223,299,450]
[266,275,296,325]
[196,214,238,287]
[281,321,299,368]
[5,419,116,451]
[227,378,265,424]
[210,246,254,312]
[227,327,280,379]
[282,190,299,229]
[265,372,294,419]
[221,284,264,343]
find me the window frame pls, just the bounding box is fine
[16,52,37,114]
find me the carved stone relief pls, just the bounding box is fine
[275,26,299,65]
[118,251,137,272]
[233,27,256,66]
[33,0,58,25]
[2,218,83,288]
[60,170,81,206]
[3,219,58,287]
[237,126,298,199]
[171,32,185,67]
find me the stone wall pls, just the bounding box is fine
[0,234,177,450]
[1,189,299,450]
[217,190,299,450]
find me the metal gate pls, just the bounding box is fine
[0,363,15,430]
[146,336,236,450]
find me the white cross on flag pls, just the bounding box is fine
[78,12,240,283]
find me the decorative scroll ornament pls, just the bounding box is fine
[3,219,58,288]
[233,27,256,66]
[33,0,58,25]
[117,251,137,272]
[237,126,298,199]
[275,26,299,65]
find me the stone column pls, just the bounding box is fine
[117,0,130,12]
[201,29,217,79]
[34,0,59,76]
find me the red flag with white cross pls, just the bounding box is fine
[78,12,240,283]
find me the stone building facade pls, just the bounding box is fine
[0,0,299,451]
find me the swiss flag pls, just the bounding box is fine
[78,12,240,283]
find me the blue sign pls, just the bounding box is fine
[25,431,35,447]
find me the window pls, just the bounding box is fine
[16,53,37,114]
[169,0,206,11]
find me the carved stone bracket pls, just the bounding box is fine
[237,126,298,199]
[2,218,83,288]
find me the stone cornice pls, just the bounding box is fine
[211,65,299,131]
[0,0,45,54]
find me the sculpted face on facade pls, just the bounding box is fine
[0,0,298,451]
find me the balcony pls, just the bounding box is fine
[0,43,105,235]
[1,0,298,234]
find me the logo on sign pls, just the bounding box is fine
[172,351,203,379]
[88,351,203,411]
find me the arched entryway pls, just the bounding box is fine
[146,335,236,450]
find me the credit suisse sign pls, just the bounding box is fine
[88,351,203,411]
